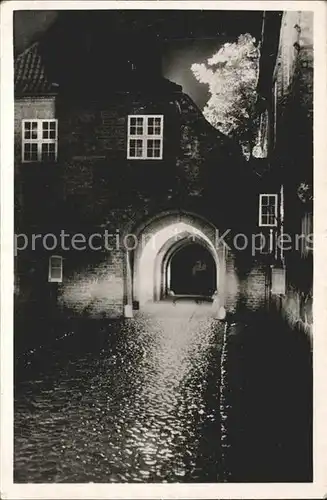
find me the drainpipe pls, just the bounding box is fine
[124,250,133,318]
[270,184,286,310]
[280,183,285,264]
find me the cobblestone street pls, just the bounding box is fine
[14,302,225,483]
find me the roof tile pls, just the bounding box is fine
[15,42,57,95]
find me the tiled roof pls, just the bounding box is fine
[14,42,57,95]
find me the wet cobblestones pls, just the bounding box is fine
[14,302,225,483]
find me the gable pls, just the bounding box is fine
[14,42,57,96]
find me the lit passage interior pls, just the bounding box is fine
[134,222,219,306]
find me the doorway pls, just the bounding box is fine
[169,243,216,297]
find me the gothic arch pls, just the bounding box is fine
[124,211,227,309]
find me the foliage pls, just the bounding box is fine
[191,33,260,158]
[297,182,313,204]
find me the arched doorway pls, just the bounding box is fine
[127,211,227,310]
[168,243,216,297]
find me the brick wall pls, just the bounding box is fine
[270,11,313,335]
[224,252,240,313]
[241,264,267,311]
[57,92,180,166]
[224,255,268,314]
[14,97,56,139]
[15,97,56,226]
[15,89,249,227]
[14,87,263,321]
[57,249,125,318]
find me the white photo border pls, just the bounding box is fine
[1,1,327,499]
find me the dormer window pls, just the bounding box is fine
[127,115,163,159]
[22,119,58,162]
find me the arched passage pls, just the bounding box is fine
[128,211,227,310]
[154,232,218,301]
[169,243,217,297]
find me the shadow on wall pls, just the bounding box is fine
[223,306,313,482]
[279,288,313,342]
[57,259,125,319]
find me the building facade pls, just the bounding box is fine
[257,11,313,335]
[14,25,286,331]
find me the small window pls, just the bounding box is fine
[127,115,163,159]
[22,119,58,162]
[259,194,278,227]
[271,266,286,295]
[48,255,63,283]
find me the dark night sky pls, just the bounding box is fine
[14,10,264,107]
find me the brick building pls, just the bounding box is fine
[14,17,285,331]
[256,11,313,335]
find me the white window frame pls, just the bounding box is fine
[259,194,278,227]
[48,255,63,283]
[127,115,163,160]
[22,119,58,163]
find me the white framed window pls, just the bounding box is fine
[48,255,63,283]
[259,194,278,227]
[22,119,58,162]
[127,115,163,159]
